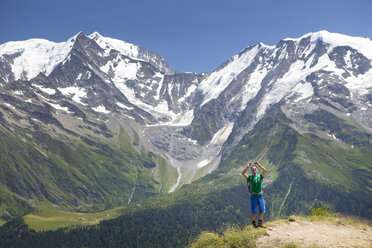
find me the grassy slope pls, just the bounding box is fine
[153,156,179,194]
[23,204,124,231]
[0,124,161,220]
[219,106,372,219]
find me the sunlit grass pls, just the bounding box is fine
[190,225,267,248]
[23,204,125,231]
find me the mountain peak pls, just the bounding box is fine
[283,30,372,59]
[0,35,75,81]
[88,31,102,40]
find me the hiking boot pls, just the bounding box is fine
[252,221,258,228]
[258,220,266,228]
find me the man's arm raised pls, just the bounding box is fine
[256,161,267,177]
[242,163,252,180]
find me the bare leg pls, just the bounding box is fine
[251,214,256,221]
[259,213,264,221]
[258,213,265,228]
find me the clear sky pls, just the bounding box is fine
[1,0,371,73]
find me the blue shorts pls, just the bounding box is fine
[250,195,265,214]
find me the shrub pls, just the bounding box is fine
[191,232,225,248]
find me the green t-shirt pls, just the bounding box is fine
[247,173,264,195]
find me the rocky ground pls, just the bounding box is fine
[257,216,372,248]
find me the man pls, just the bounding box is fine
[242,161,267,228]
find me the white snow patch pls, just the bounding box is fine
[4,103,16,109]
[47,102,71,113]
[113,76,179,121]
[187,138,198,145]
[116,102,133,110]
[76,73,83,80]
[345,50,353,68]
[197,159,212,168]
[14,90,23,96]
[344,69,372,96]
[199,45,260,106]
[239,66,268,110]
[101,59,140,81]
[58,86,87,105]
[292,82,314,102]
[33,84,56,95]
[257,60,307,118]
[147,109,195,127]
[256,52,343,119]
[92,105,110,114]
[123,114,135,120]
[283,30,372,59]
[153,72,164,101]
[327,133,341,142]
[210,123,234,145]
[0,34,77,81]
[168,109,194,126]
[89,32,141,60]
[177,84,197,103]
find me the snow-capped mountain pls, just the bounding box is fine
[89,32,175,75]
[0,30,371,193]
[191,30,372,153]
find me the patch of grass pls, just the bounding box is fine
[191,225,267,248]
[132,128,140,146]
[287,211,371,230]
[282,243,299,248]
[303,214,371,228]
[23,204,124,231]
[118,126,137,154]
[334,214,372,227]
[154,156,178,193]
[190,232,225,248]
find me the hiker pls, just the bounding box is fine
[242,161,267,228]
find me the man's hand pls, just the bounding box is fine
[255,161,267,177]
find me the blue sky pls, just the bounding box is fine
[1,0,371,73]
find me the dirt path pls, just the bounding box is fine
[257,218,372,248]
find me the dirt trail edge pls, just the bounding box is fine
[257,218,372,248]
